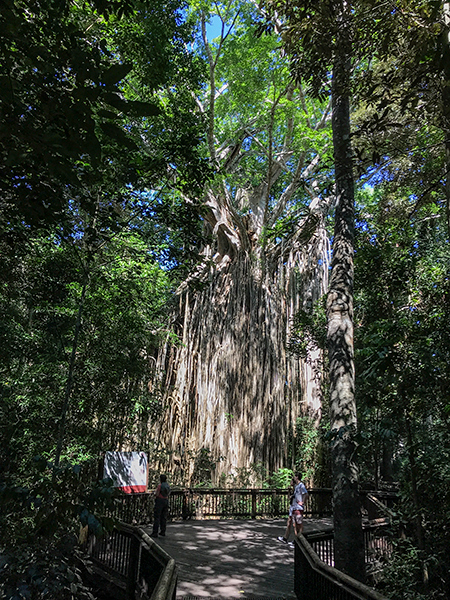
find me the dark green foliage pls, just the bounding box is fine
[354,188,450,597]
[0,458,119,600]
[189,447,221,487]
[0,0,208,234]
[0,20,208,600]
[0,230,175,479]
[354,188,450,421]
[0,0,209,478]
[1,540,95,600]
[376,536,430,600]
[289,296,327,359]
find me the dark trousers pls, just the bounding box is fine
[152,497,169,535]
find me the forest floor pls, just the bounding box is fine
[145,517,333,599]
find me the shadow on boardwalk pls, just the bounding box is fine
[145,518,332,600]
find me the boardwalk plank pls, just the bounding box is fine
[145,518,332,599]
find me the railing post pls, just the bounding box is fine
[147,491,153,523]
[251,490,257,519]
[126,534,140,600]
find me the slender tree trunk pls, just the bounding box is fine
[374,441,379,490]
[327,1,365,582]
[381,440,394,483]
[404,412,430,587]
[54,275,89,471]
[404,415,425,552]
[443,3,450,234]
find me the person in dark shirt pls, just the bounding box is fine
[151,474,170,538]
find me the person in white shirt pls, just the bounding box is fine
[291,472,308,534]
[277,472,309,545]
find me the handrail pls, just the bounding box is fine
[361,491,398,522]
[294,533,391,600]
[366,493,396,520]
[305,521,393,570]
[110,488,398,524]
[139,529,177,600]
[110,487,334,523]
[86,522,177,600]
[86,489,395,600]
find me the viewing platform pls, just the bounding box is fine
[145,518,333,599]
[87,489,394,600]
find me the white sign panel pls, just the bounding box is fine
[103,451,148,493]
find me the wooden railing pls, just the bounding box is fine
[91,489,395,600]
[110,492,154,524]
[110,487,334,523]
[86,523,177,600]
[305,521,393,570]
[363,522,393,569]
[108,488,398,524]
[362,491,398,522]
[169,487,333,519]
[294,533,391,600]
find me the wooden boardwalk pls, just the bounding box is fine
[144,518,333,600]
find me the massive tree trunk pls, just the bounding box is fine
[151,5,333,484]
[327,1,365,582]
[156,219,329,483]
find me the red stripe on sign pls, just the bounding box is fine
[120,485,147,494]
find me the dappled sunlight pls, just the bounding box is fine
[146,519,332,598]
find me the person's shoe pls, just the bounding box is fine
[277,536,288,544]
[150,533,158,538]
[288,542,295,549]
[159,532,166,537]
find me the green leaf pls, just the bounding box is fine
[99,122,138,150]
[97,108,120,119]
[101,92,128,112]
[126,100,160,117]
[102,63,133,85]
